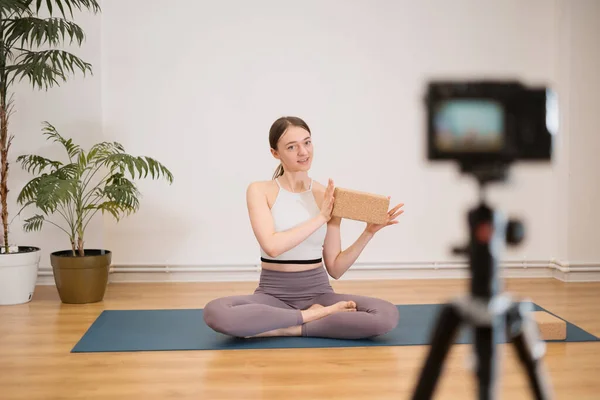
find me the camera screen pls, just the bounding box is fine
[433,99,504,153]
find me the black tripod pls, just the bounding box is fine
[411,176,554,400]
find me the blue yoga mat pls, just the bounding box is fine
[71,303,599,353]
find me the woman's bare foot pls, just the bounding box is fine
[330,300,357,313]
[300,300,357,324]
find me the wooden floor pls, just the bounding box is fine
[1,278,600,399]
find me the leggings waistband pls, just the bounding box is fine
[255,266,334,302]
[261,257,323,264]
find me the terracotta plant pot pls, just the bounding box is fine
[50,249,111,304]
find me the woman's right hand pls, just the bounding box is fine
[320,178,335,222]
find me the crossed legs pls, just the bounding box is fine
[203,293,300,338]
[203,292,399,340]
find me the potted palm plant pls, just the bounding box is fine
[0,0,100,305]
[16,122,173,304]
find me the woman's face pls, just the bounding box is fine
[273,125,313,173]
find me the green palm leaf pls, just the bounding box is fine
[40,121,82,159]
[16,154,62,174]
[22,212,72,238]
[53,162,79,179]
[0,0,32,16]
[23,213,45,232]
[17,162,79,204]
[103,173,140,210]
[7,49,92,89]
[32,0,101,19]
[100,153,174,183]
[33,174,78,213]
[86,141,125,163]
[16,176,42,205]
[4,16,85,48]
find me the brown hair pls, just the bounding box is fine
[269,116,311,179]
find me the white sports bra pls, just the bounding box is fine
[260,178,327,264]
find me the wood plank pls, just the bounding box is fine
[1,278,599,399]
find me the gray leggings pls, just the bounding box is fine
[203,266,400,339]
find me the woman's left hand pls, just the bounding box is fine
[365,198,404,234]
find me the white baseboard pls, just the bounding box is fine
[35,260,600,285]
[549,259,600,282]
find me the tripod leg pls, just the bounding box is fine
[473,318,502,400]
[506,302,554,400]
[411,303,463,400]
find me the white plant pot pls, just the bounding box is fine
[0,246,41,305]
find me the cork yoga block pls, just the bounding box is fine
[331,187,390,225]
[533,311,567,340]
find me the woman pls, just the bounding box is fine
[203,116,404,339]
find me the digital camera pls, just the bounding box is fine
[425,80,557,173]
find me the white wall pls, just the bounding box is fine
[562,0,600,264]
[10,0,600,276]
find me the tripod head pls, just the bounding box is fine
[450,165,527,299]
